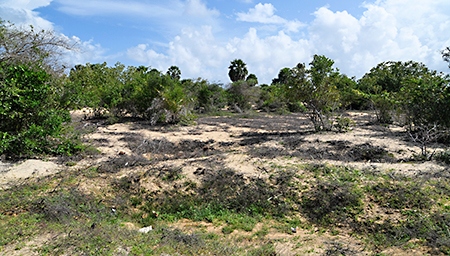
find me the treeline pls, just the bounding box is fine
[1,21,450,158]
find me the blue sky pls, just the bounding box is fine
[1,0,449,84]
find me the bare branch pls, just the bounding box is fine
[0,21,76,73]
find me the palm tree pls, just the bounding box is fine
[228,59,248,82]
[167,65,181,80]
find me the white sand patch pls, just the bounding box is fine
[0,159,60,189]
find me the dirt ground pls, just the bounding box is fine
[1,111,446,188]
[1,110,448,255]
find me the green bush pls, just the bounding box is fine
[0,63,78,157]
[301,179,363,226]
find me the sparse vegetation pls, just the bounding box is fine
[1,21,450,255]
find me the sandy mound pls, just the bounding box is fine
[0,159,61,189]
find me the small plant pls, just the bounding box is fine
[334,116,355,132]
[367,180,433,210]
[435,149,450,164]
[158,166,184,181]
[301,179,363,226]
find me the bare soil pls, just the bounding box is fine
[1,110,448,255]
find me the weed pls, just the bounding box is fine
[334,116,355,133]
[435,149,450,165]
[121,133,218,160]
[98,154,150,173]
[367,180,433,210]
[347,142,394,162]
[158,166,185,181]
[0,213,42,246]
[247,242,277,256]
[31,188,106,223]
[248,146,286,159]
[301,178,363,226]
[324,241,357,255]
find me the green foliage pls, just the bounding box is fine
[65,63,193,125]
[0,63,78,157]
[435,149,450,164]
[167,65,181,80]
[64,62,126,114]
[228,59,248,82]
[358,61,436,124]
[259,83,290,113]
[286,56,341,131]
[193,80,227,113]
[227,80,259,112]
[246,73,258,86]
[401,74,450,128]
[334,116,355,133]
[301,178,363,226]
[367,180,433,209]
[272,67,291,85]
[334,75,368,110]
[442,46,450,68]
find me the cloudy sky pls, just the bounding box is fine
[1,0,449,84]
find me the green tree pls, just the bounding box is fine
[0,64,75,156]
[442,47,450,68]
[358,61,432,123]
[400,72,450,157]
[167,65,181,80]
[227,81,259,112]
[272,67,292,85]
[188,79,227,113]
[334,74,367,110]
[259,83,292,113]
[286,55,340,131]
[246,73,258,86]
[0,20,81,157]
[64,62,125,116]
[306,55,341,131]
[228,59,248,82]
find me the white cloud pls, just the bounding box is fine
[237,3,305,33]
[0,0,113,68]
[184,0,219,18]
[237,3,285,24]
[127,26,312,84]
[63,36,110,65]
[127,26,229,80]
[0,0,54,30]
[307,1,450,77]
[55,0,180,17]
[128,0,450,84]
[1,0,52,10]
[55,0,220,30]
[3,0,450,84]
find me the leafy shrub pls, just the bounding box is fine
[301,179,363,226]
[435,149,450,164]
[334,116,355,132]
[227,80,259,112]
[367,180,433,210]
[0,63,79,157]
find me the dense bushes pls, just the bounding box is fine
[2,18,450,157]
[0,64,79,157]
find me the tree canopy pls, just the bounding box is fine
[228,59,248,82]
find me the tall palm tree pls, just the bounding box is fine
[228,59,248,82]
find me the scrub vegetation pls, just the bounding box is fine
[1,20,450,255]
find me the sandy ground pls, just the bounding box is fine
[0,159,60,189]
[1,110,448,255]
[1,110,447,188]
